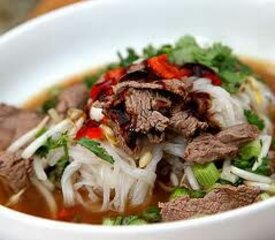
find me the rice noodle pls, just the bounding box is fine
[7,116,49,153]
[31,178,57,218]
[33,156,48,181]
[231,166,272,183]
[61,161,81,207]
[191,78,245,128]
[252,135,272,171]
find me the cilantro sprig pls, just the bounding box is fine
[78,138,114,164]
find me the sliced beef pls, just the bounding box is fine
[169,111,208,138]
[115,79,187,99]
[217,123,260,146]
[159,185,260,221]
[125,89,169,133]
[184,134,238,163]
[0,104,43,150]
[0,151,32,192]
[120,62,149,82]
[184,123,260,163]
[56,83,88,115]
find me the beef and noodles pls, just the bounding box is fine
[1,36,275,225]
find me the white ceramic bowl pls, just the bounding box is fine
[1,0,275,239]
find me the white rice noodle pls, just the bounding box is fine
[61,143,162,212]
[61,161,82,207]
[252,135,272,171]
[21,119,74,159]
[231,166,272,184]
[7,116,50,153]
[31,177,58,218]
[170,172,179,186]
[33,156,48,181]
[130,145,163,206]
[191,78,245,128]
[184,165,200,190]
[220,159,239,183]
[244,181,275,193]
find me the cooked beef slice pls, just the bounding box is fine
[184,134,238,163]
[125,89,169,133]
[159,185,260,221]
[0,151,32,192]
[56,83,88,114]
[216,123,260,146]
[184,123,259,163]
[120,62,149,82]
[104,79,208,153]
[169,111,208,138]
[115,79,187,99]
[0,104,43,150]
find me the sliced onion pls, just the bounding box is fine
[184,165,200,190]
[220,159,239,183]
[21,119,73,159]
[244,181,275,193]
[231,166,272,183]
[5,188,26,207]
[7,116,49,153]
[48,108,62,123]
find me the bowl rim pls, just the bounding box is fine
[0,0,274,233]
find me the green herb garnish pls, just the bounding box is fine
[244,109,265,130]
[40,87,61,113]
[167,36,253,93]
[78,138,114,164]
[117,48,139,67]
[141,206,161,223]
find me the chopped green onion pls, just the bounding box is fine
[192,163,220,189]
[239,140,261,160]
[103,216,147,225]
[141,206,161,223]
[169,187,206,200]
[169,187,190,200]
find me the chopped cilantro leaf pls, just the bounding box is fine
[117,48,139,67]
[244,109,265,130]
[78,138,114,164]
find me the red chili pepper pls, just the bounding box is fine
[90,79,113,101]
[147,54,190,79]
[203,72,222,86]
[76,126,103,140]
[57,207,77,221]
[104,67,125,83]
[89,67,125,101]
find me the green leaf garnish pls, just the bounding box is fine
[78,138,114,164]
[244,109,265,130]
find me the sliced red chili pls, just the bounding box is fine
[203,72,222,86]
[104,67,125,83]
[147,54,190,79]
[57,207,77,221]
[76,126,103,140]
